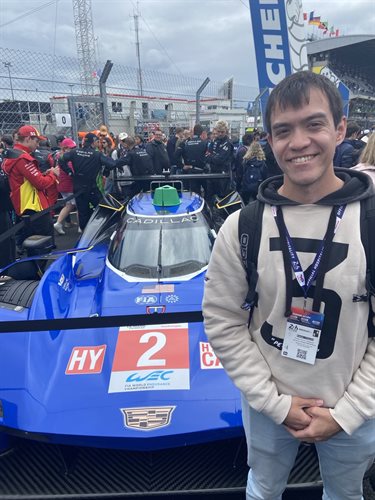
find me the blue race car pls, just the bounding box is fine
[0,182,322,497]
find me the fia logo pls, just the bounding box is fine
[135,295,157,305]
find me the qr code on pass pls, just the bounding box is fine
[297,349,307,360]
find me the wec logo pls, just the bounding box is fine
[126,370,174,382]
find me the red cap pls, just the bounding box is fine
[17,125,46,141]
[60,138,77,148]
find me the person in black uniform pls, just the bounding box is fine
[59,132,118,230]
[205,120,234,200]
[116,136,154,197]
[175,124,208,194]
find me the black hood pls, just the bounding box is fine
[257,167,375,207]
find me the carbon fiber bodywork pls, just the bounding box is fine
[0,437,321,498]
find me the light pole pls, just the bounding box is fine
[3,62,14,101]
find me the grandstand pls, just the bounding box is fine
[307,35,375,129]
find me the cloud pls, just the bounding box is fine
[0,0,374,100]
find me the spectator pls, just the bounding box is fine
[2,125,59,244]
[234,133,253,188]
[238,141,267,204]
[166,127,184,169]
[352,132,375,184]
[333,120,363,168]
[34,138,52,173]
[145,129,170,174]
[53,138,78,235]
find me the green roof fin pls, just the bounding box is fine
[153,185,181,206]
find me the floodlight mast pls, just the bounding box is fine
[72,0,98,95]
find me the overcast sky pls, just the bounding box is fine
[0,0,374,93]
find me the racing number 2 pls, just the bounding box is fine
[137,332,166,367]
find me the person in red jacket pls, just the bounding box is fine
[3,125,59,243]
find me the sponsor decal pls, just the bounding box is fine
[108,323,190,393]
[135,295,157,305]
[58,273,73,292]
[121,406,175,431]
[142,284,175,294]
[127,215,198,224]
[199,342,223,369]
[165,294,179,303]
[66,345,106,374]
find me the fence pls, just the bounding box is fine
[0,47,259,140]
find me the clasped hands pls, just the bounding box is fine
[283,396,342,443]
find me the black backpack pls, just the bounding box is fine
[242,158,264,194]
[238,197,375,337]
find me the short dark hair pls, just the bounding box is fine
[265,71,344,134]
[84,132,98,145]
[193,124,204,136]
[345,120,360,138]
[55,134,66,144]
[1,134,13,147]
[241,133,253,146]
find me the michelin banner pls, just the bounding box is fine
[249,0,308,129]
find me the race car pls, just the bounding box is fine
[0,181,322,497]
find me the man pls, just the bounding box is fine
[117,136,153,197]
[203,71,375,499]
[2,125,59,243]
[145,129,170,174]
[175,124,208,194]
[166,127,184,170]
[205,120,233,199]
[333,120,364,168]
[59,132,117,230]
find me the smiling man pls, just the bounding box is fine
[203,71,375,499]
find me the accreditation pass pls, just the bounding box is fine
[282,307,324,365]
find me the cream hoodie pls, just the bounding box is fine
[203,170,375,435]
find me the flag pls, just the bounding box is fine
[318,21,328,30]
[309,11,314,20]
[335,29,340,37]
[303,12,307,20]
[309,17,321,26]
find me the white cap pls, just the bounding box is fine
[118,132,128,141]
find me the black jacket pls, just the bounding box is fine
[145,140,170,174]
[59,145,116,190]
[176,135,208,171]
[117,146,153,176]
[206,136,233,172]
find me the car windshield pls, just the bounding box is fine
[108,213,214,279]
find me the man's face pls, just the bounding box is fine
[268,88,346,193]
[216,129,227,139]
[25,136,40,152]
[201,131,208,140]
[154,131,163,142]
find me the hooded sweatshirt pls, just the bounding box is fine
[203,168,375,435]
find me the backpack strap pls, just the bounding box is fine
[238,200,264,316]
[360,195,375,337]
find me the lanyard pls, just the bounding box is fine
[272,205,346,298]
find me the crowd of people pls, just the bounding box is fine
[0,115,374,271]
